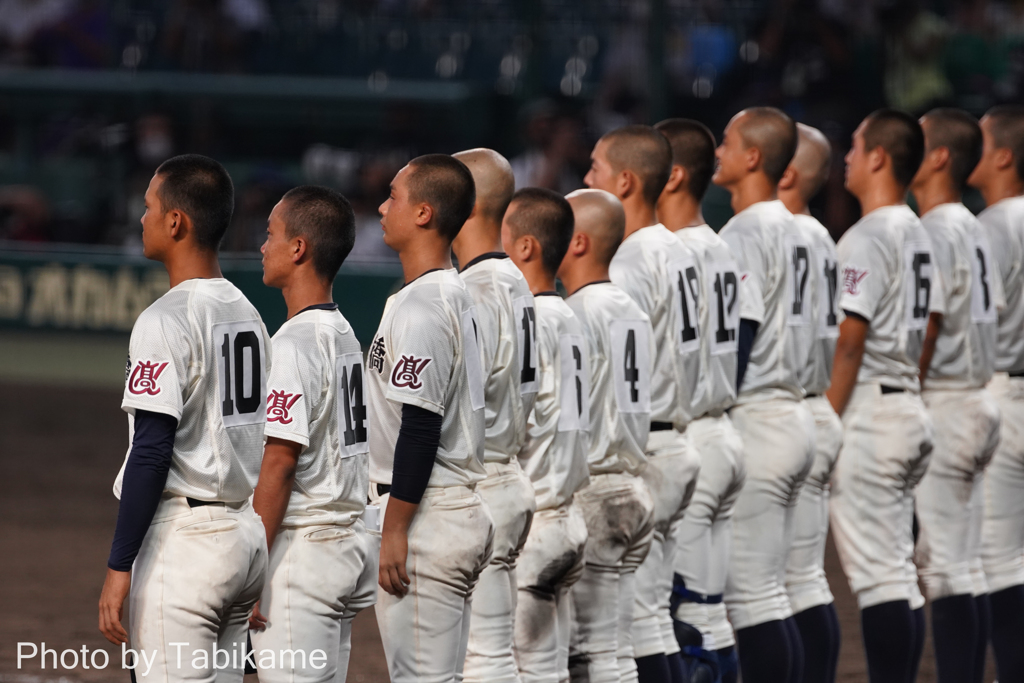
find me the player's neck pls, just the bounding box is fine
[728,174,777,214]
[398,238,453,284]
[520,263,557,295]
[912,175,960,217]
[622,200,659,238]
[778,189,810,216]
[560,261,609,297]
[657,192,705,231]
[978,174,1024,207]
[281,273,334,320]
[163,248,223,288]
[451,220,503,268]
[856,179,909,217]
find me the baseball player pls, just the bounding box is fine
[826,109,944,683]
[654,117,746,683]
[558,188,656,683]
[910,108,1004,683]
[502,187,590,683]
[98,155,270,682]
[967,104,1024,683]
[585,124,702,683]
[777,124,844,683]
[367,154,493,683]
[451,148,538,683]
[247,186,378,683]
[712,107,816,683]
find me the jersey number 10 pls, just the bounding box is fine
[214,322,267,427]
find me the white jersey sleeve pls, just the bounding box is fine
[978,195,1024,373]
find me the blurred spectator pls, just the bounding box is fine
[161,0,255,72]
[0,186,51,241]
[36,0,112,68]
[348,153,404,264]
[880,0,954,113]
[223,168,291,252]
[510,101,588,193]
[0,0,72,65]
[135,114,175,169]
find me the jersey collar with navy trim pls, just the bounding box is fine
[460,252,509,273]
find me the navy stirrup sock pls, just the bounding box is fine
[860,600,915,683]
[931,594,978,683]
[716,646,739,683]
[735,620,792,683]
[793,603,841,683]
[989,584,1024,683]
[637,653,673,683]
[974,593,991,683]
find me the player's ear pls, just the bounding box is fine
[868,146,886,174]
[994,147,1014,171]
[663,165,686,193]
[291,235,307,264]
[167,208,186,241]
[415,202,433,228]
[778,165,797,191]
[571,231,588,256]
[619,169,636,200]
[931,146,951,172]
[746,146,762,174]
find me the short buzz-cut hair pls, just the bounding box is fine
[280,185,356,282]
[985,104,1024,179]
[922,108,982,192]
[655,118,717,200]
[155,154,235,251]
[735,107,798,184]
[862,109,925,189]
[405,154,476,243]
[600,125,673,207]
[505,187,574,277]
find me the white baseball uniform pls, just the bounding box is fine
[459,254,539,683]
[565,281,656,683]
[514,292,590,683]
[365,269,493,683]
[829,204,944,610]
[717,200,816,631]
[250,304,378,683]
[609,223,703,658]
[669,224,746,652]
[785,214,845,616]
[977,196,1024,594]
[115,278,270,682]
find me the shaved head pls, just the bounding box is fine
[655,118,716,200]
[921,109,982,191]
[790,123,832,202]
[565,189,625,266]
[734,107,798,184]
[505,188,574,276]
[985,105,1024,179]
[453,148,515,225]
[861,109,924,188]
[600,125,673,207]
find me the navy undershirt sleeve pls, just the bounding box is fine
[107,410,177,572]
[736,318,760,392]
[390,403,442,505]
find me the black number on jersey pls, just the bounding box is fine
[912,252,931,320]
[791,246,809,315]
[677,267,699,343]
[572,344,583,417]
[340,362,368,446]
[976,247,991,312]
[521,306,537,385]
[623,329,639,402]
[713,271,738,343]
[824,260,838,327]
[221,331,261,417]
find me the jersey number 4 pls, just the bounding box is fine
[336,353,369,455]
[610,319,651,414]
[214,322,266,427]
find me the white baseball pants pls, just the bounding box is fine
[464,461,537,683]
[569,472,655,683]
[982,373,1024,593]
[632,428,701,657]
[785,395,843,614]
[375,486,495,683]
[514,501,588,683]
[672,413,746,650]
[830,384,933,610]
[915,388,1001,601]
[129,496,267,683]
[724,397,815,631]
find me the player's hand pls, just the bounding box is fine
[248,601,268,631]
[378,528,411,597]
[98,568,131,645]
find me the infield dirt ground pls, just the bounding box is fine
[0,380,996,682]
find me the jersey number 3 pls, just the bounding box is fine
[214,321,267,427]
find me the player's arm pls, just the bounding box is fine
[99,410,177,645]
[379,402,442,597]
[826,312,868,416]
[918,312,943,388]
[252,437,302,551]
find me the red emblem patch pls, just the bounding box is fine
[267,390,302,424]
[128,360,169,395]
[391,355,432,390]
[842,267,868,296]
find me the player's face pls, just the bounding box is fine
[379,165,416,251]
[713,114,747,187]
[584,140,617,194]
[260,200,292,287]
[844,122,869,195]
[968,116,997,190]
[140,173,169,260]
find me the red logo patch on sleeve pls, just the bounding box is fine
[267,390,302,424]
[842,267,868,296]
[128,360,169,395]
[391,355,432,390]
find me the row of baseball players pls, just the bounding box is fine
[94,102,1024,683]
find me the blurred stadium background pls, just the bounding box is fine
[0,0,1018,681]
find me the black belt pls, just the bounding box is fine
[375,484,392,496]
[186,497,219,508]
[650,421,674,432]
[806,393,820,399]
[1009,370,1024,378]
[880,385,905,395]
